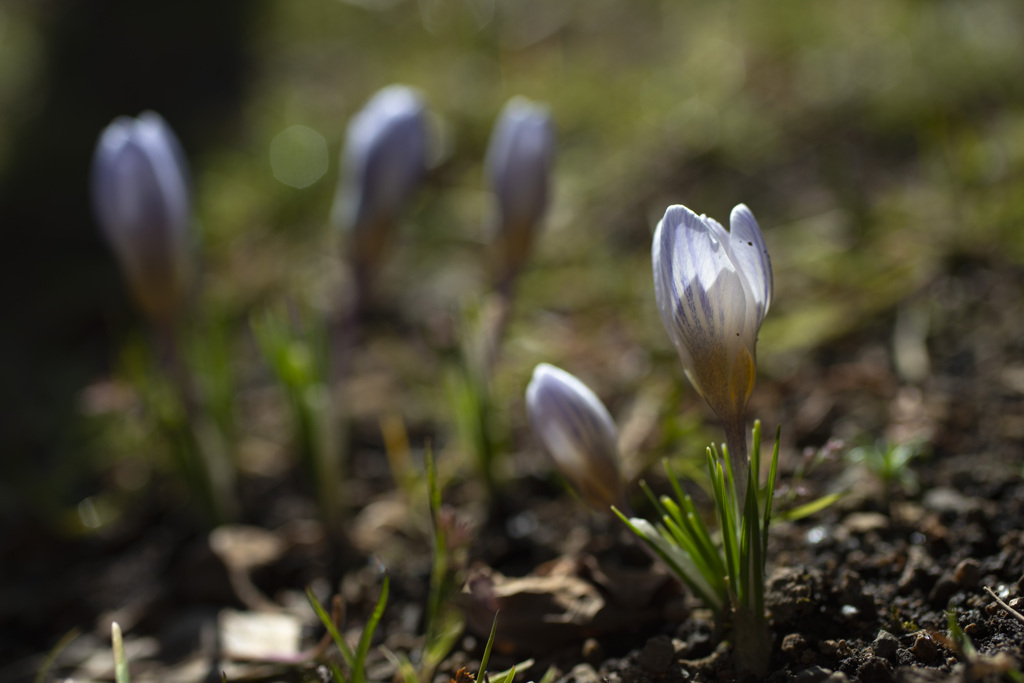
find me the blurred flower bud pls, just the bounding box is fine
[652,204,772,481]
[91,112,192,325]
[526,363,625,510]
[485,97,555,287]
[332,85,428,276]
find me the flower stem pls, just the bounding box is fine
[724,415,749,515]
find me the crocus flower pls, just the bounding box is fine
[332,85,428,275]
[485,97,555,286]
[652,204,772,488]
[91,112,192,325]
[526,363,626,510]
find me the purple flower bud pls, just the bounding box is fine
[652,204,773,433]
[333,85,428,270]
[526,363,625,510]
[485,97,555,283]
[91,112,192,324]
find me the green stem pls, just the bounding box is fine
[723,415,749,518]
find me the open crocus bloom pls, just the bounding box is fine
[526,363,625,511]
[652,204,773,440]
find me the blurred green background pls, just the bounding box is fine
[3,0,1024,524]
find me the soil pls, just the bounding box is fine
[4,257,1024,683]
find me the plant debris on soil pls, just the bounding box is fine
[4,258,1024,683]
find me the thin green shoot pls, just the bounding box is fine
[490,663,519,683]
[353,572,390,683]
[489,659,533,683]
[251,308,341,526]
[536,666,558,683]
[307,588,355,672]
[112,622,130,683]
[477,612,499,683]
[777,492,842,522]
[445,362,498,498]
[120,337,232,523]
[425,446,445,634]
[946,610,977,659]
[33,628,79,683]
[380,647,419,683]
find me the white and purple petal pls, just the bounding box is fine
[526,363,624,510]
[727,203,773,322]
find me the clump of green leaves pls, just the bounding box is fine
[847,439,925,501]
[251,306,343,527]
[307,575,389,683]
[615,420,779,675]
[120,331,238,524]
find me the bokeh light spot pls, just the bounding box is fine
[269,125,328,189]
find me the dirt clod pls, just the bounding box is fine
[855,655,894,683]
[637,635,675,673]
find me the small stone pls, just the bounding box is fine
[637,635,675,673]
[929,574,959,606]
[567,663,600,683]
[923,488,973,516]
[825,674,850,683]
[794,665,833,683]
[871,630,900,662]
[819,639,852,659]
[843,512,890,534]
[898,546,937,595]
[910,633,942,665]
[781,633,809,660]
[953,558,981,587]
[581,638,602,663]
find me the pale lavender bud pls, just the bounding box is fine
[91,112,192,325]
[526,363,625,510]
[333,85,428,270]
[652,203,773,447]
[485,97,555,283]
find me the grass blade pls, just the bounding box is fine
[112,623,130,683]
[478,611,499,683]
[353,572,390,683]
[761,425,781,556]
[306,587,356,670]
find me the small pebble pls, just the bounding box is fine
[871,630,899,662]
[820,639,852,659]
[929,575,959,605]
[910,633,942,665]
[781,632,808,659]
[581,637,602,663]
[568,663,600,683]
[843,512,890,534]
[794,665,833,683]
[953,558,981,587]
